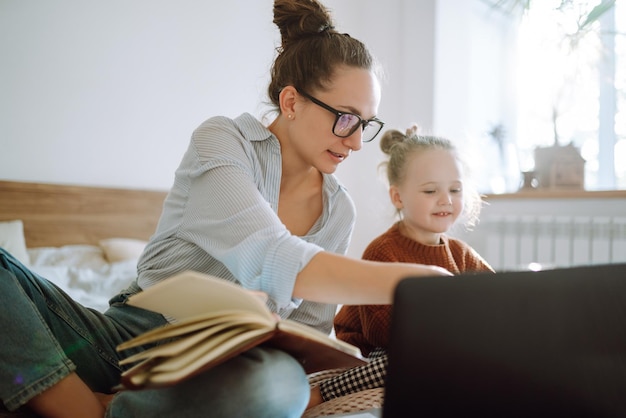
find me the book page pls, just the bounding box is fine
[127,270,274,321]
[118,313,272,366]
[125,327,274,387]
[117,310,270,351]
[151,326,270,373]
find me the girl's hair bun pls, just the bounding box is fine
[404,124,419,137]
[379,125,420,155]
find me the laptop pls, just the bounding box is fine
[383,263,626,418]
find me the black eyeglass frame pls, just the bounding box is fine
[295,88,384,143]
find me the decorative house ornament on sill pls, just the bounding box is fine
[521,143,585,190]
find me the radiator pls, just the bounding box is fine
[478,215,626,271]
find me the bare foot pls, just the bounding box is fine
[307,386,323,410]
[27,373,105,418]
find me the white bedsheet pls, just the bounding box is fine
[27,245,139,312]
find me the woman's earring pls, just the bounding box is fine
[287,114,293,119]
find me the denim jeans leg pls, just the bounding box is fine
[0,248,143,410]
[0,256,76,410]
[107,346,310,418]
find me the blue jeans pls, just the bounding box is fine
[0,248,309,417]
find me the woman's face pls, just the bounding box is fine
[290,66,381,174]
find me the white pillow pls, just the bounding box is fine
[0,219,31,265]
[99,238,147,263]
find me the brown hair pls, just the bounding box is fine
[268,0,380,109]
[379,126,484,229]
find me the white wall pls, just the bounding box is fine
[0,0,513,258]
[1,0,277,189]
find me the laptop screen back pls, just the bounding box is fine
[383,263,626,418]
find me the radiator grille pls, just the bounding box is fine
[480,215,626,271]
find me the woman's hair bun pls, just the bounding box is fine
[273,0,335,49]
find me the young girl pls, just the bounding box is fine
[0,3,451,418]
[307,126,494,410]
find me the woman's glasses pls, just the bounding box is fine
[296,89,384,143]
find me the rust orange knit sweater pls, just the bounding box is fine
[334,222,494,356]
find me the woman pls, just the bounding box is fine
[0,1,450,417]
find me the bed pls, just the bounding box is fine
[0,180,167,416]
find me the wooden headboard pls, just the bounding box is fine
[0,180,168,248]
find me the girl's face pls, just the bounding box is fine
[390,148,464,245]
[290,66,381,174]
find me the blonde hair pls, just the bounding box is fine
[379,125,483,229]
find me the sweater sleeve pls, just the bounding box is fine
[333,305,372,355]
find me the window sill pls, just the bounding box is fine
[484,189,626,200]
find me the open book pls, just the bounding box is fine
[116,270,366,389]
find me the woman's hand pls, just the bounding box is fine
[413,264,453,277]
[248,290,269,303]
[294,252,455,305]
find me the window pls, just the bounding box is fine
[513,0,624,190]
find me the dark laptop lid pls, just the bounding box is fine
[383,263,626,418]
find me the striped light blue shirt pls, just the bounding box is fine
[135,113,356,333]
